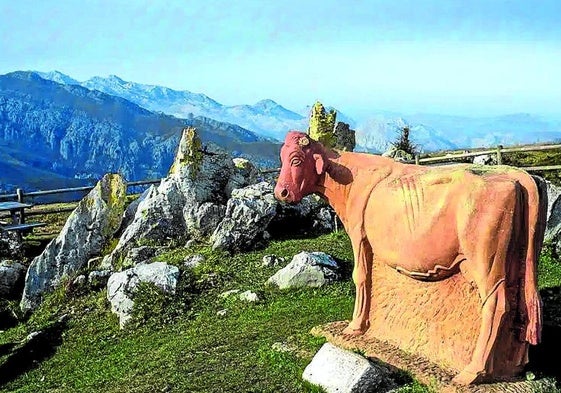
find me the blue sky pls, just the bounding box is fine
[1,0,560,120]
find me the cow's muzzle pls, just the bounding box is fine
[274,186,292,203]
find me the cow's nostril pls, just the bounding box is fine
[280,188,289,199]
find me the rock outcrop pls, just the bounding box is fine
[0,232,23,261]
[21,173,127,313]
[107,261,180,328]
[545,180,561,246]
[102,127,235,268]
[302,342,397,393]
[211,182,277,252]
[266,251,340,289]
[333,122,356,152]
[0,260,26,298]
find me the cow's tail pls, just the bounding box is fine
[522,174,547,345]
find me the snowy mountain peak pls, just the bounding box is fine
[34,70,80,85]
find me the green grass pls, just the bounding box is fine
[0,231,435,393]
[4,228,557,392]
[538,243,561,290]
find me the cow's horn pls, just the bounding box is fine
[299,136,310,146]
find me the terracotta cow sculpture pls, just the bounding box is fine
[274,131,547,385]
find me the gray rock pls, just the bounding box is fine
[211,182,278,252]
[225,157,261,196]
[103,178,187,269]
[21,173,127,313]
[106,261,179,328]
[104,128,234,267]
[185,202,226,239]
[269,194,334,238]
[125,246,158,266]
[302,343,397,393]
[88,270,112,289]
[473,154,497,165]
[0,260,26,298]
[545,180,561,243]
[0,231,23,260]
[262,254,285,268]
[119,186,151,233]
[334,122,356,152]
[72,275,86,287]
[266,251,340,289]
[183,254,205,269]
[239,290,259,302]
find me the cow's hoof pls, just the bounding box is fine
[452,369,485,385]
[342,321,369,336]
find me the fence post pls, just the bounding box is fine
[16,188,25,224]
[16,188,23,203]
[496,145,503,165]
[415,154,420,165]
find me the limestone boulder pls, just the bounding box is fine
[211,182,278,252]
[302,343,397,393]
[266,251,340,289]
[225,157,261,197]
[0,231,23,260]
[473,154,497,165]
[21,173,127,313]
[106,261,179,328]
[268,194,335,238]
[102,178,187,269]
[333,122,356,152]
[103,127,234,268]
[0,260,26,298]
[545,180,561,243]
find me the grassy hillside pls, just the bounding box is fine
[0,225,560,392]
[0,232,387,393]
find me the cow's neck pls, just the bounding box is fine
[313,150,393,220]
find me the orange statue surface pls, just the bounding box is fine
[274,131,547,385]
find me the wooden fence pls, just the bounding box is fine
[1,142,560,221]
[414,143,561,169]
[0,179,162,221]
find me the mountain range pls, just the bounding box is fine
[36,71,561,154]
[0,71,280,193]
[2,69,561,193]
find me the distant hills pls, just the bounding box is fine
[37,71,308,142]
[36,70,561,154]
[0,71,280,193]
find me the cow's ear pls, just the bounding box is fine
[313,153,325,175]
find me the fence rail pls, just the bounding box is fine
[416,143,561,166]
[0,179,162,222]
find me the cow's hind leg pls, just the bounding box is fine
[343,236,373,336]
[453,186,516,385]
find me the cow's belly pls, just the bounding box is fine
[364,192,463,281]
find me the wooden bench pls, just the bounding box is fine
[0,201,47,237]
[0,222,47,232]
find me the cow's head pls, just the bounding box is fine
[274,131,327,204]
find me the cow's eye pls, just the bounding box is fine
[291,158,302,166]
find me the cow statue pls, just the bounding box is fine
[274,131,547,385]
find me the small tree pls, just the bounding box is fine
[391,126,417,156]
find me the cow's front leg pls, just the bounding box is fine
[343,236,373,336]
